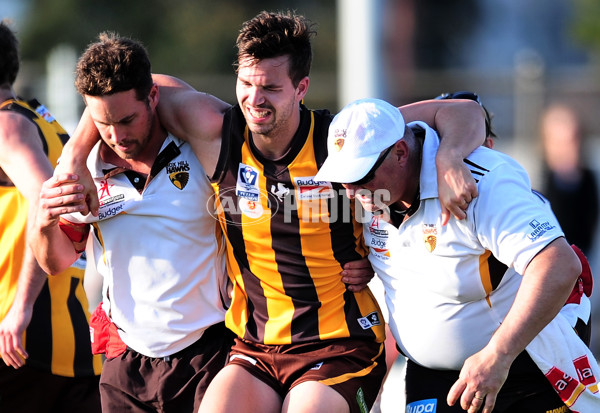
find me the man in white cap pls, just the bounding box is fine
[314,98,599,413]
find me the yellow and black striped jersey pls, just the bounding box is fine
[212,104,385,345]
[0,98,102,377]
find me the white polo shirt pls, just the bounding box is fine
[64,134,228,357]
[364,122,564,370]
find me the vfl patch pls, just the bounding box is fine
[167,160,191,190]
[357,311,382,330]
[295,177,334,200]
[527,219,556,242]
[422,223,437,253]
[236,163,260,201]
[406,399,437,413]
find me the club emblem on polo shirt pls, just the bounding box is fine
[333,128,346,151]
[422,223,437,253]
[167,160,190,190]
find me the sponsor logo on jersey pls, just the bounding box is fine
[369,215,390,258]
[207,187,277,226]
[236,164,260,201]
[357,311,382,330]
[271,182,291,202]
[406,399,437,413]
[98,179,125,207]
[422,223,437,253]
[545,406,569,413]
[527,219,556,242]
[98,203,125,220]
[167,160,190,190]
[34,103,56,123]
[98,179,114,199]
[294,177,334,200]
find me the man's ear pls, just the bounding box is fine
[296,76,310,102]
[394,139,410,166]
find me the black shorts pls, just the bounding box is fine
[0,363,100,413]
[100,322,234,413]
[228,337,387,413]
[405,351,569,413]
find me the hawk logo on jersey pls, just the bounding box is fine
[422,223,437,252]
[169,172,189,190]
[167,160,190,190]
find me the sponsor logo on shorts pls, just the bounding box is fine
[527,219,556,242]
[545,406,569,413]
[357,311,382,330]
[406,398,437,413]
[355,387,368,413]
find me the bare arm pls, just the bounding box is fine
[153,74,230,176]
[31,173,86,275]
[447,237,580,413]
[400,99,486,225]
[0,112,54,367]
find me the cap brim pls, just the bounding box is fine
[314,153,379,183]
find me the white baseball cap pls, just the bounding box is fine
[315,98,406,183]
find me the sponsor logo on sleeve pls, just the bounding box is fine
[527,219,556,242]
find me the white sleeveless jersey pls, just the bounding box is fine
[365,122,564,370]
[64,135,228,357]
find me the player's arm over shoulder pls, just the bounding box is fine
[153,74,231,175]
[0,111,54,201]
[153,74,230,143]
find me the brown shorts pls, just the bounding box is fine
[100,322,234,413]
[0,363,100,413]
[228,337,387,413]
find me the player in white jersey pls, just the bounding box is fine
[315,98,599,413]
[30,33,233,413]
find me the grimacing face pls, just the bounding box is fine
[236,55,307,140]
